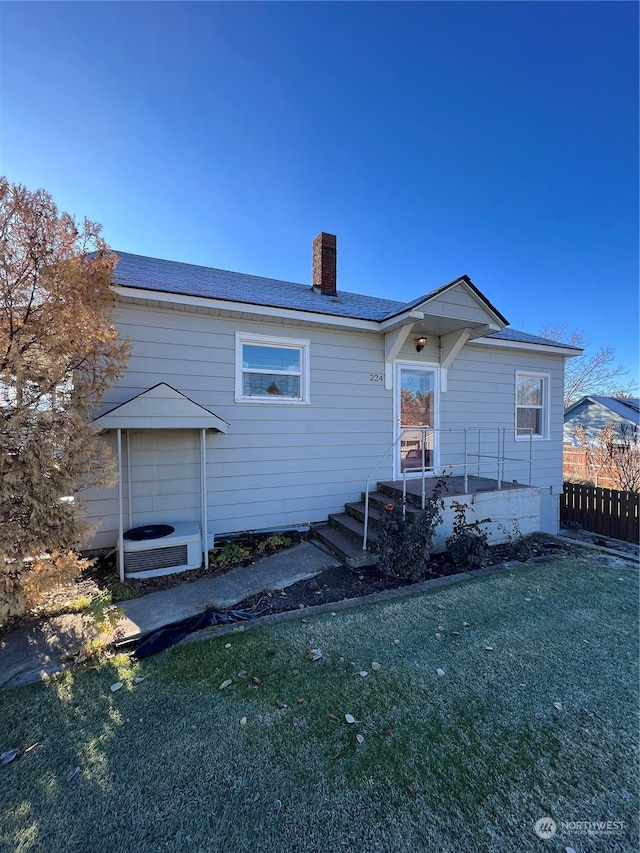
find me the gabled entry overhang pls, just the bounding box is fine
[384,275,507,339]
[403,274,508,321]
[380,277,507,389]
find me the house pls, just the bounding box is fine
[563,396,640,488]
[563,396,640,446]
[85,233,580,578]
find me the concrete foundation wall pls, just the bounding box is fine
[432,487,541,552]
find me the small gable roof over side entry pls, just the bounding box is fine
[387,275,508,327]
[93,383,230,432]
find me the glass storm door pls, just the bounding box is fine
[396,365,438,476]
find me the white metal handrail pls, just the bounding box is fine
[362,429,413,551]
[362,427,533,551]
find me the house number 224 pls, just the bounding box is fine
[369,374,383,382]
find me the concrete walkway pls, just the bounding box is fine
[5,532,633,691]
[117,540,339,640]
[0,541,340,690]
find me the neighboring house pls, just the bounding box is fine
[563,396,640,446]
[85,233,580,577]
[563,396,640,488]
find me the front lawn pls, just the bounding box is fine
[1,554,638,852]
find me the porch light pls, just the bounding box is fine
[416,336,427,353]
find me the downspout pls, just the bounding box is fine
[116,428,125,583]
[200,429,209,570]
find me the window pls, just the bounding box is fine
[235,333,310,403]
[516,372,549,439]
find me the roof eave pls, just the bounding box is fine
[476,336,583,357]
[113,285,382,331]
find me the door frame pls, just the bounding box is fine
[393,361,440,479]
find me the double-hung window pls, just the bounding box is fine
[516,371,549,439]
[235,333,310,403]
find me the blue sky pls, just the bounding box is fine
[1,1,638,386]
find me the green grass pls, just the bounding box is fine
[1,554,638,852]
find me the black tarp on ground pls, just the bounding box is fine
[131,608,264,659]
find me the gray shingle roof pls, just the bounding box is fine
[112,251,576,350]
[488,328,580,348]
[113,251,404,321]
[573,396,640,424]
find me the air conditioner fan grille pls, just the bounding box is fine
[123,544,189,573]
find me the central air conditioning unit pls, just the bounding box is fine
[119,521,205,579]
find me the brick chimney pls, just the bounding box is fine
[312,232,337,296]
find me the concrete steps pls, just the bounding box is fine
[312,487,412,568]
[313,475,542,566]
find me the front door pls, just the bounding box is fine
[396,364,438,477]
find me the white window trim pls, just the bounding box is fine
[235,332,311,404]
[515,370,550,440]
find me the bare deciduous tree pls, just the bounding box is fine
[576,422,615,488]
[576,422,640,493]
[0,178,129,623]
[540,324,636,408]
[606,424,640,493]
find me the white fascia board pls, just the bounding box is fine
[474,336,583,358]
[467,323,502,337]
[113,286,380,332]
[379,310,424,332]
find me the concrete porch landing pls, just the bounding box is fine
[379,474,532,501]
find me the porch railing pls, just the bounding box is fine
[362,427,533,551]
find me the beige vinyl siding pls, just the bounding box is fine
[441,343,564,533]
[83,299,568,548]
[85,302,393,548]
[82,430,204,548]
[394,336,565,533]
[424,282,499,325]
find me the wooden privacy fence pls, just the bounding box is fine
[561,482,639,543]
[562,447,619,490]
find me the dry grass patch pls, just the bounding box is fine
[1,554,638,852]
